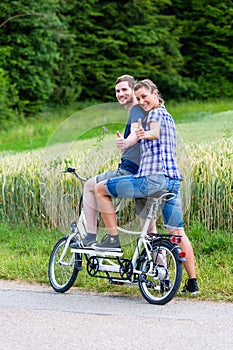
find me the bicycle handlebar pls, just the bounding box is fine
[62,167,76,173]
[62,167,88,182]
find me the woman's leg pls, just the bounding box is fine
[83,170,130,234]
[95,174,164,236]
[162,179,197,280]
[95,181,118,236]
[167,227,196,279]
[83,177,99,234]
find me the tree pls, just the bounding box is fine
[0,0,63,114]
[166,0,233,98]
[56,0,191,102]
[1,0,232,119]
[0,67,20,128]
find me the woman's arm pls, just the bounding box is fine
[135,119,160,140]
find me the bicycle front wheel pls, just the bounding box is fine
[48,236,80,293]
[138,240,182,305]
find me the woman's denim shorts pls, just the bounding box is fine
[104,174,183,230]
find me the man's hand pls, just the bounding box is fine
[115,131,126,152]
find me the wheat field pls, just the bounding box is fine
[0,134,232,234]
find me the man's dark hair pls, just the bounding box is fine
[115,75,137,89]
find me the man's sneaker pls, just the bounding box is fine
[180,278,200,295]
[70,234,97,249]
[93,234,121,251]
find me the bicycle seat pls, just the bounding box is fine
[145,190,176,201]
[147,190,168,199]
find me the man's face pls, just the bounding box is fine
[115,81,134,105]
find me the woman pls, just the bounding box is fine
[94,79,199,294]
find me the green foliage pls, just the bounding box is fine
[0,67,20,128]
[168,0,233,98]
[0,0,63,114]
[56,0,190,102]
[0,0,232,120]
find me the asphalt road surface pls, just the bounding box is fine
[0,280,232,350]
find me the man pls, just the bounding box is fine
[94,79,199,294]
[71,75,156,248]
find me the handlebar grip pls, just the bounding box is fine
[62,167,88,181]
[62,167,76,173]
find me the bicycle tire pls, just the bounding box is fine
[138,240,182,305]
[48,236,80,293]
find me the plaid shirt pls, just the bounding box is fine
[135,105,183,180]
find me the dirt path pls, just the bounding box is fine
[0,280,232,350]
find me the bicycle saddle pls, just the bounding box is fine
[146,190,175,201]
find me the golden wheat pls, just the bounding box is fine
[0,138,232,233]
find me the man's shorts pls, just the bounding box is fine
[104,174,184,230]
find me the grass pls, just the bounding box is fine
[169,98,233,123]
[1,98,233,302]
[177,110,233,143]
[1,98,232,152]
[0,101,96,152]
[0,222,232,302]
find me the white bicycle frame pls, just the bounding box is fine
[58,192,174,283]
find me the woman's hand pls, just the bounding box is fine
[135,118,146,140]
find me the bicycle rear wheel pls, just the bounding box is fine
[138,240,182,305]
[48,236,80,293]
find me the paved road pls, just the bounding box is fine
[0,280,232,350]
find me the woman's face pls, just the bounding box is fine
[135,86,159,111]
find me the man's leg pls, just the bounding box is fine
[84,172,156,236]
[140,218,156,233]
[135,198,156,233]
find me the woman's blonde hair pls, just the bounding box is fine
[134,79,164,105]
